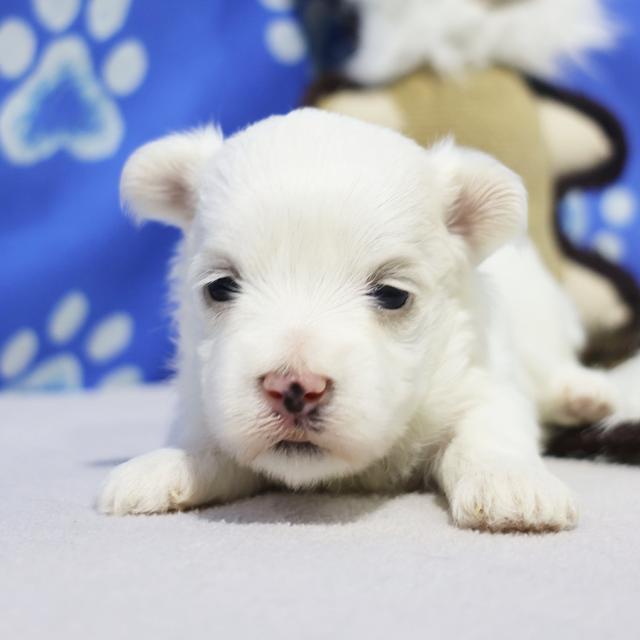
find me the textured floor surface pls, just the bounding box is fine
[1,385,639,640]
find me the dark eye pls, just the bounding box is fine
[369,285,410,310]
[206,277,240,302]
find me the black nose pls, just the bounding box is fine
[282,382,306,414]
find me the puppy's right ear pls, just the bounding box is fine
[432,140,527,265]
[120,126,224,229]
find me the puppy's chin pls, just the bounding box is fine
[218,413,398,488]
[209,385,408,487]
[250,446,361,488]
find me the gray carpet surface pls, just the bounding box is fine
[1,385,639,640]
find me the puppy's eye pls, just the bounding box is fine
[206,277,240,302]
[369,285,410,310]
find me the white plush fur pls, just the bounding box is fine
[344,0,617,83]
[120,125,224,228]
[602,352,640,428]
[100,108,628,531]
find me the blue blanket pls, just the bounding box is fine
[0,0,637,390]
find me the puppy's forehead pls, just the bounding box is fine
[197,110,442,270]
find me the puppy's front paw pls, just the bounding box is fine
[550,368,617,426]
[99,448,201,515]
[449,464,578,533]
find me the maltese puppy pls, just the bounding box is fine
[100,108,618,531]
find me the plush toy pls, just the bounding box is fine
[298,0,639,359]
[296,0,640,459]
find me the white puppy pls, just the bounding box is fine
[100,108,619,531]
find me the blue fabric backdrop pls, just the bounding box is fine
[558,0,640,284]
[0,0,309,390]
[0,0,638,391]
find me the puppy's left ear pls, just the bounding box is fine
[120,125,224,229]
[434,142,527,264]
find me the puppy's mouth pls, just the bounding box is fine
[270,417,324,455]
[270,407,324,433]
[272,440,324,456]
[254,406,329,458]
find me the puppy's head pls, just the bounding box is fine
[122,109,525,487]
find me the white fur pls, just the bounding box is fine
[344,0,617,84]
[601,352,640,428]
[120,125,224,228]
[100,108,629,531]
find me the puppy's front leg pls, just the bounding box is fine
[435,384,578,532]
[99,446,262,516]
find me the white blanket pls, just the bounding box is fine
[1,385,638,639]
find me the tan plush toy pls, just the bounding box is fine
[299,0,640,363]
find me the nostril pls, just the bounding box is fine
[304,391,324,402]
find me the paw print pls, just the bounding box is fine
[561,186,638,265]
[0,290,140,390]
[258,0,307,65]
[0,0,147,165]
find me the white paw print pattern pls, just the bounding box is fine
[592,185,637,263]
[0,0,147,165]
[562,186,638,264]
[0,291,141,390]
[259,0,307,65]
